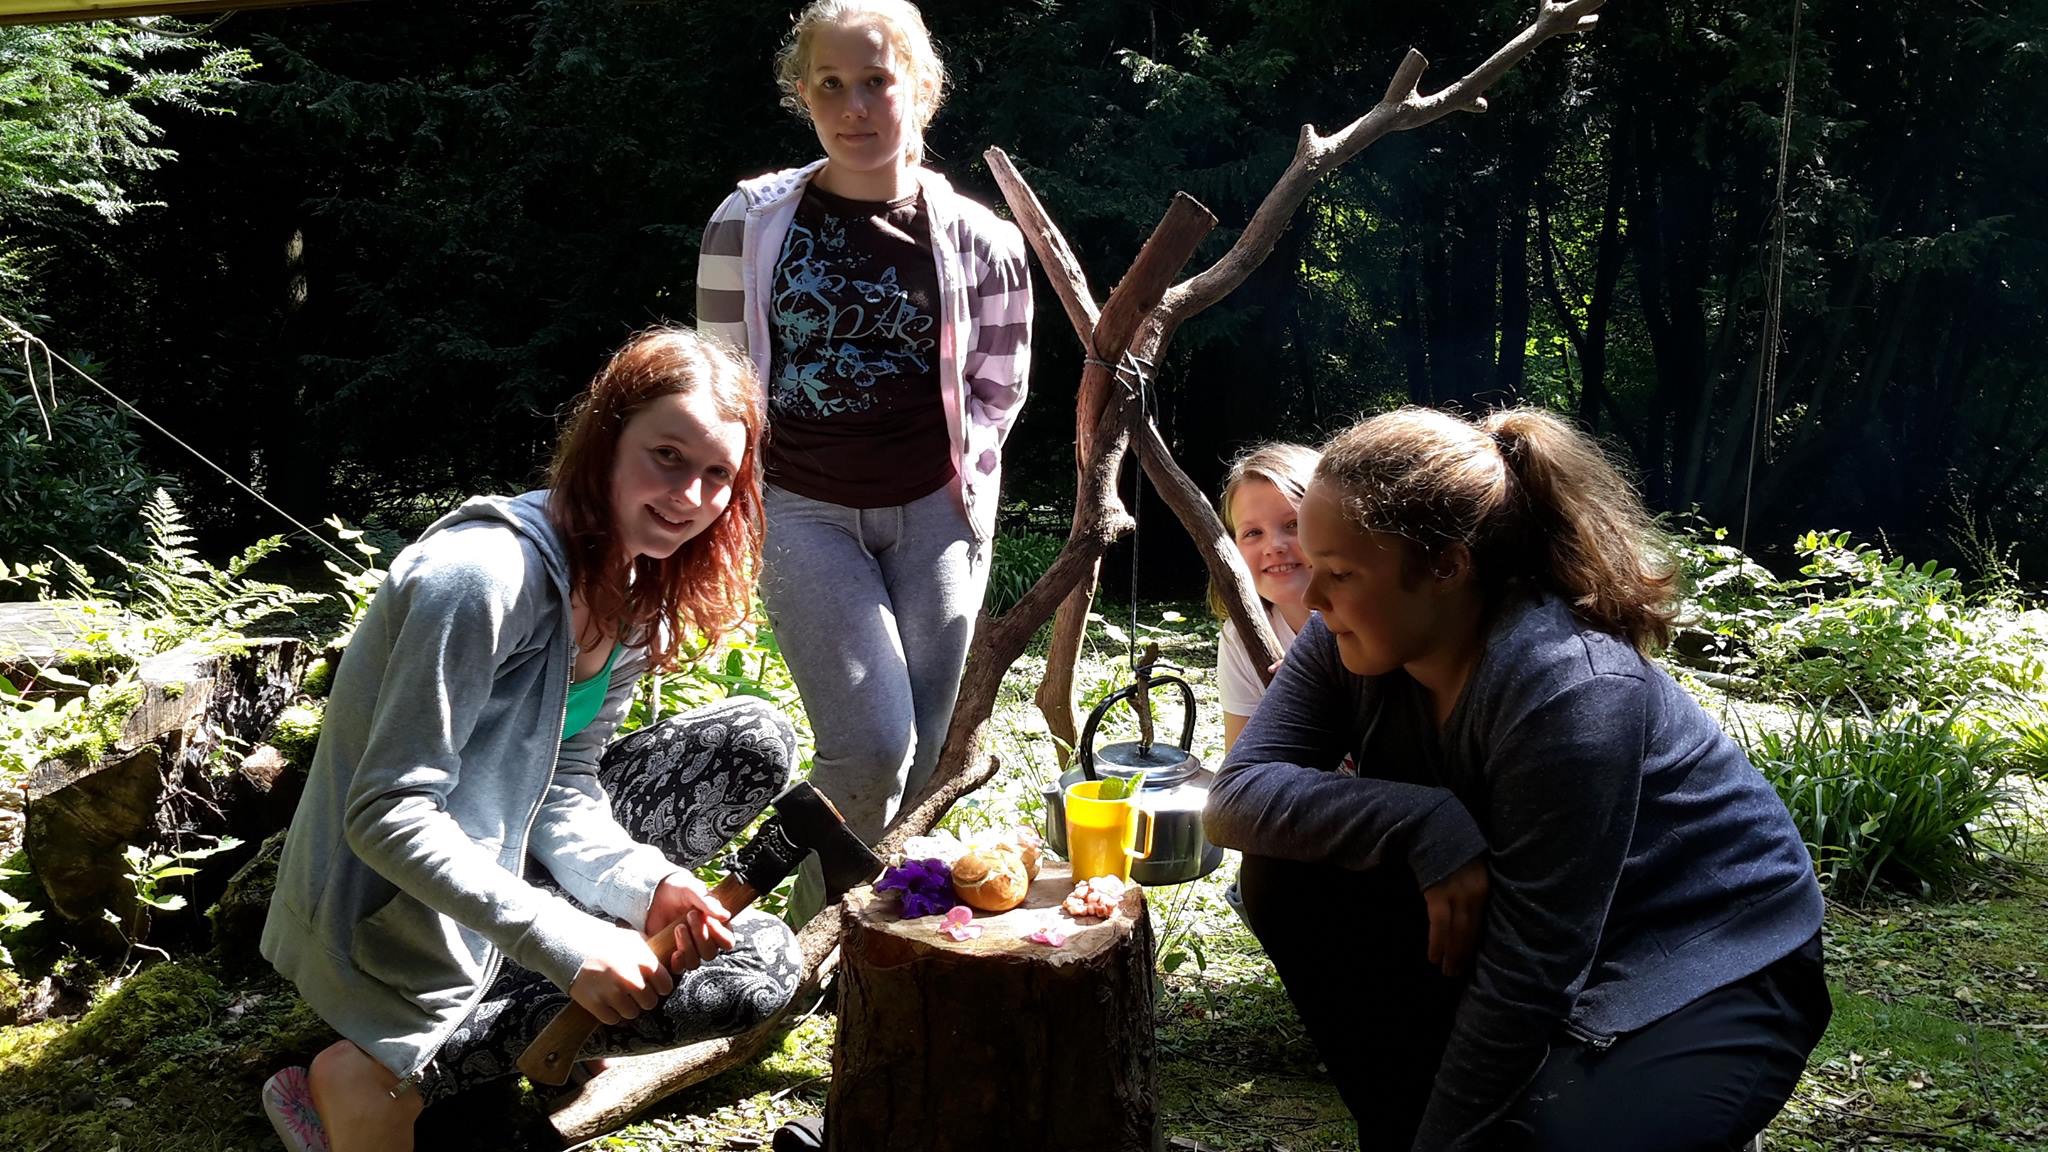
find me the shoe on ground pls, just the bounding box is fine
[1222,875,1253,932]
[772,1115,825,1151]
[262,1066,329,1152]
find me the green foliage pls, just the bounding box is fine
[0,374,158,579]
[319,515,387,651]
[1761,533,1985,705]
[0,958,340,1152]
[1676,522,2048,709]
[986,529,1065,616]
[0,867,41,972]
[103,835,243,968]
[114,489,321,645]
[2005,700,2048,779]
[0,672,143,786]
[0,23,253,219]
[2,492,325,791]
[267,700,324,771]
[48,489,322,663]
[121,836,242,917]
[1740,707,2015,901]
[1094,771,1145,802]
[623,618,803,737]
[297,655,333,698]
[1670,516,1785,674]
[0,20,252,312]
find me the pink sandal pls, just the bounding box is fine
[262,1066,330,1152]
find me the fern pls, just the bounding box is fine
[320,514,388,650]
[83,489,322,653]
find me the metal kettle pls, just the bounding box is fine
[1041,655,1224,886]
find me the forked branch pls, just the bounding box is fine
[1160,0,1606,326]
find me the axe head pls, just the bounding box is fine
[731,780,883,905]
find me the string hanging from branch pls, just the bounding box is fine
[1742,0,1802,552]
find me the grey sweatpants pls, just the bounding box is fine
[760,482,990,925]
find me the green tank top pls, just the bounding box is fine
[562,643,623,739]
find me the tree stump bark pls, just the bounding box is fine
[23,638,307,939]
[829,863,1160,1152]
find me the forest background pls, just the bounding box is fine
[5,0,2044,594]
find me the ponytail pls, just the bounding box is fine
[1315,406,1678,652]
[1481,409,1678,651]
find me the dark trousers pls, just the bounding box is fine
[418,698,804,1105]
[1237,854,1832,1152]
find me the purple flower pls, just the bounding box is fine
[877,857,961,919]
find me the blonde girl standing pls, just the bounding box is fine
[696,0,1032,926]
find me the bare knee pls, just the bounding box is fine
[308,1039,420,1152]
[308,1040,377,1108]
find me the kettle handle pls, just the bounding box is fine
[1077,671,1199,781]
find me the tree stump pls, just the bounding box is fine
[24,638,307,939]
[829,862,1160,1152]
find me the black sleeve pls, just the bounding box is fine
[1204,617,1489,888]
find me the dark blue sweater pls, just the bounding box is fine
[1205,592,1824,1152]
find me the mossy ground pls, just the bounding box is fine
[1,606,2041,1150]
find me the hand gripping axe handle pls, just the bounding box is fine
[516,779,882,1085]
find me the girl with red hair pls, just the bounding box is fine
[259,329,803,1152]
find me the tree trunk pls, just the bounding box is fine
[1496,181,1532,400]
[1400,243,1431,403]
[827,864,1158,1152]
[23,639,308,947]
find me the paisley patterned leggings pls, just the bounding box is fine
[418,696,806,1104]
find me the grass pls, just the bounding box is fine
[0,603,2041,1150]
[1773,877,2048,1150]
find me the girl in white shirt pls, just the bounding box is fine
[1213,443,1320,751]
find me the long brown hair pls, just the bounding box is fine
[547,329,764,671]
[1314,406,1679,652]
[1208,442,1319,620]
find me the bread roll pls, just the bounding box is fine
[951,848,1030,912]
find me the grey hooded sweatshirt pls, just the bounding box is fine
[262,491,681,1081]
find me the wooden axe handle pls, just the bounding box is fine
[516,874,755,1085]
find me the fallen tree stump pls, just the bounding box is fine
[24,638,308,940]
[0,600,134,691]
[829,863,1159,1152]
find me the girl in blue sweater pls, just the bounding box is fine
[1205,407,1830,1152]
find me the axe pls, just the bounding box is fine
[516,779,883,1085]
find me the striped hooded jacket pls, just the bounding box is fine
[695,160,1033,541]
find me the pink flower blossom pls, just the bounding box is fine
[1027,925,1069,948]
[940,904,982,942]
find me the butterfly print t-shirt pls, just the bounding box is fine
[765,184,953,508]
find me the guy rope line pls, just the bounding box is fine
[0,312,368,573]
